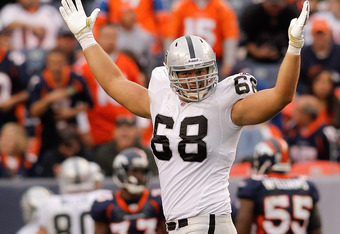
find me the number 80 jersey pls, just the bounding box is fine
[148,66,257,221]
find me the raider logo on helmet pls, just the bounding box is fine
[164,35,218,102]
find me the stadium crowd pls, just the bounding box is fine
[0,0,339,179]
[0,0,339,233]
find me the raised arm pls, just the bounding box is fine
[59,0,151,118]
[232,0,310,126]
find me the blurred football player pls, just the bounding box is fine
[36,156,111,234]
[89,161,105,189]
[91,147,166,233]
[235,137,322,234]
[59,0,310,232]
[16,186,53,234]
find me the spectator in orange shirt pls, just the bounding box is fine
[165,0,239,79]
[79,23,143,148]
[93,0,169,59]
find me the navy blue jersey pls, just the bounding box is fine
[28,68,93,153]
[0,153,33,178]
[237,173,319,234]
[285,123,335,162]
[299,43,340,93]
[91,189,164,233]
[0,50,28,128]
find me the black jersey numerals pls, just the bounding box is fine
[53,211,90,234]
[151,114,207,162]
[234,74,257,94]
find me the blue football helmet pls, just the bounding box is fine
[113,147,150,194]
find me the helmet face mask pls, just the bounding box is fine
[113,148,150,195]
[165,35,218,102]
[252,138,291,175]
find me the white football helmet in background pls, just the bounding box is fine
[164,35,218,102]
[20,186,53,223]
[89,162,105,189]
[59,156,95,194]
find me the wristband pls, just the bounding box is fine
[287,44,301,55]
[76,31,97,50]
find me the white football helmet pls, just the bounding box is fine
[164,35,218,102]
[20,186,53,223]
[113,148,149,195]
[252,138,291,175]
[89,162,105,188]
[59,156,95,194]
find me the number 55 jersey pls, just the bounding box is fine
[237,173,320,234]
[148,66,257,221]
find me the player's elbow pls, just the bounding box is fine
[282,95,294,107]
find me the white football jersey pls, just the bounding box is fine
[148,66,257,220]
[0,3,63,50]
[37,189,111,234]
[16,221,39,234]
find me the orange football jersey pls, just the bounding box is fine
[167,0,239,58]
[80,53,141,145]
[94,0,165,37]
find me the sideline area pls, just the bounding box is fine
[0,176,339,234]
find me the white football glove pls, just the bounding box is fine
[59,0,100,50]
[287,0,310,55]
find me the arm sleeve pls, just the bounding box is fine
[91,200,112,223]
[237,178,261,200]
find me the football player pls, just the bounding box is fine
[91,147,166,233]
[59,0,310,232]
[235,138,322,234]
[36,157,111,234]
[17,186,53,234]
[0,29,29,129]
[89,161,105,189]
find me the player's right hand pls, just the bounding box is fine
[59,0,99,46]
[288,0,310,50]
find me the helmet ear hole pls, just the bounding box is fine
[165,35,218,102]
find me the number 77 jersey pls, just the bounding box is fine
[148,66,257,221]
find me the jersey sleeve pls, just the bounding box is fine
[237,177,262,200]
[148,66,170,97]
[91,199,113,223]
[72,73,94,108]
[27,77,43,107]
[307,180,320,204]
[0,4,17,27]
[219,72,258,128]
[149,190,164,216]
[36,196,52,229]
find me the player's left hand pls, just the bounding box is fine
[288,0,310,53]
[59,0,99,49]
